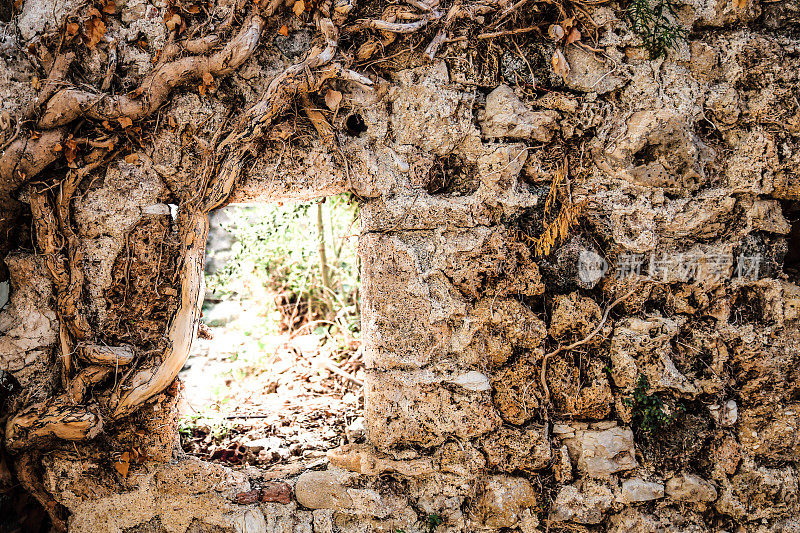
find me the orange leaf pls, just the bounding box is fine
[124,153,139,164]
[293,0,305,17]
[114,452,130,478]
[198,84,206,96]
[166,13,182,31]
[185,4,201,14]
[84,17,107,49]
[66,22,79,35]
[118,116,133,128]
[102,1,116,14]
[87,7,102,18]
[548,24,564,41]
[31,77,41,90]
[324,89,342,110]
[168,116,177,128]
[202,72,214,86]
[566,27,581,44]
[278,24,289,36]
[53,143,63,152]
[551,49,570,81]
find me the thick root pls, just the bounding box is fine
[79,344,135,366]
[105,211,209,419]
[5,400,103,453]
[37,15,264,128]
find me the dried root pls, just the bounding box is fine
[37,15,264,128]
[105,211,209,419]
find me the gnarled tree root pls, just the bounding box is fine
[105,211,209,419]
[79,344,135,366]
[37,15,264,128]
[5,400,103,453]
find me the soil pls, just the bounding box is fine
[177,301,364,474]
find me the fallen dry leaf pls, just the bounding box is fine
[166,13,182,31]
[102,1,116,14]
[31,77,41,90]
[114,451,130,478]
[548,24,565,42]
[118,116,133,128]
[66,22,79,35]
[84,17,107,49]
[324,89,342,110]
[124,153,139,164]
[278,24,289,36]
[202,72,214,86]
[293,0,305,17]
[552,49,570,81]
[566,27,581,45]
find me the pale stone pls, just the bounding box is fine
[327,444,434,477]
[665,474,718,502]
[567,427,637,478]
[294,470,353,510]
[709,400,738,427]
[564,44,628,94]
[621,478,665,503]
[551,481,614,524]
[469,475,538,528]
[480,84,559,142]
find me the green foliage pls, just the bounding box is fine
[206,194,361,334]
[622,375,680,434]
[425,514,443,532]
[626,0,687,59]
[393,513,442,533]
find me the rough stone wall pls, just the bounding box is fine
[2,0,800,531]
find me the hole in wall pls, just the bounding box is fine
[782,201,800,281]
[178,196,365,468]
[344,114,367,136]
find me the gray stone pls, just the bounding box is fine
[665,474,718,502]
[480,85,559,142]
[621,478,665,503]
[566,426,637,478]
[294,471,352,510]
[551,481,614,524]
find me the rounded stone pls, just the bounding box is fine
[294,470,353,510]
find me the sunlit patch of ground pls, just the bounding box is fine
[177,301,364,473]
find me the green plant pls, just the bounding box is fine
[622,375,680,434]
[206,194,361,334]
[626,0,687,59]
[425,514,443,532]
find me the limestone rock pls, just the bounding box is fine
[563,426,638,478]
[709,400,738,427]
[564,45,628,95]
[551,480,614,524]
[480,425,552,474]
[480,85,559,142]
[665,474,718,502]
[549,292,608,344]
[469,475,538,528]
[621,478,665,503]
[554,445,573,483]
[294,470,353,510]
[366,368,501,448]
[327,444,434,477]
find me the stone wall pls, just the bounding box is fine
[2,0,800,531]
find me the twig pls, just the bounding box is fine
[540,285,640,409]
[361,19,428,33]
[486,0,529,30]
